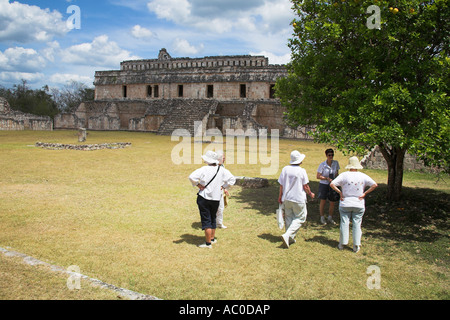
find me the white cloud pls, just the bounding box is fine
[172,39,204,55]
[147,0,191,23]
[0,47,47,73]
[0,0,69,43]
[61,35,141,68]
[40,41,61,63]
[49,73,93,85]
[146,0,294,35]
[0,71,44,84]
[131,25,155,40]
[255,0,294,34]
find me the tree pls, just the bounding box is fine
[1,80,59,118]
[276,0,449,201]
[51,80,95,113]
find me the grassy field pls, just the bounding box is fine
[0,130,448,300]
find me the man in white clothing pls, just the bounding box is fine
[189,151,235,248]
[278,150,315,248]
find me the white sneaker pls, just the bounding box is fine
[281,234,290,248]
[211,239,217,244]
[338,243,345,250]
[198,243,212,249]
[218,224,227,229]
[327,216,336,225]
[353,245,360,253]
[320,216,327,225]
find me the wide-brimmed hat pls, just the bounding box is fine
[345,156,364,170]
[202,150,219,165]
[290,150,306,165]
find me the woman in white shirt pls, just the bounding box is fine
[330,157,378,253]
[189,151,236,248]
[316,149,340,225]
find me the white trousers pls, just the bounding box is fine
[339,207,365,246]
[216,193,225,225]
[283,200,307,240]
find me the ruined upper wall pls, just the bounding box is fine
[94,49,287,86]
[120,54,269,70]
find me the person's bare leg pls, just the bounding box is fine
[329,201,335,216]
[320,199,326,217]
[205,228,212,243]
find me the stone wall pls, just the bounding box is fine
[54,98,314,139]
[0,97,53,131]
[95,81,280,101]
[35,141,131,151]
[120,49,269,71]
[361,146,435,172]
[94,49,285,101]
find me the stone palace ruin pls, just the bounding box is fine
[54,49,311,138]
[0,97,53,131]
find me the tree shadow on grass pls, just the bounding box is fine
[232,179,280,216]
[233,180,323,223]
[234,179,449,246]
[363,184,449,244]
[305,235,340,249]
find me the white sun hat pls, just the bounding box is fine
[290,150,306,165]
[201,150,219,165]
[345,156,364,170]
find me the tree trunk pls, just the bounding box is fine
[378,144,406,201]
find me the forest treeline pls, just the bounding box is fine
[0,80,94,119]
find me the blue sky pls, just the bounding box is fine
[0,0,295,89]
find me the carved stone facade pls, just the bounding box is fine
[0,97,53,131]
[55,49,312,138]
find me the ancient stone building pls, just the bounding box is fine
[0,97,53,131]
[54,49,311,138]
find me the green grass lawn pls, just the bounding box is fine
[0,130,448,300]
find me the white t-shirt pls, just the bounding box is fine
[317,160,340,185]
[189,165,236,201]
[331,171,376,208]
[278,165,310,204]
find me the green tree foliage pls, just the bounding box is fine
[0,80,59,118]
[0,80,95,118]
[276,0,449,200]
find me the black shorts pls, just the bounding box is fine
[197,195,220,230]
[317,183,339,201]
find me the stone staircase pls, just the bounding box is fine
[157,99,218,136]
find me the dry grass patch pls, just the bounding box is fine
[0,130,448,300]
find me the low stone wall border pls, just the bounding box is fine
[35,142,131,151]
[0,246,160,300]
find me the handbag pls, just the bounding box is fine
[224,193,228,207]
[327,172,340,202]
[328,186,341,202]
[276,203,285,230]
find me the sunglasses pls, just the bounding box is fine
[327,153,334,156]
